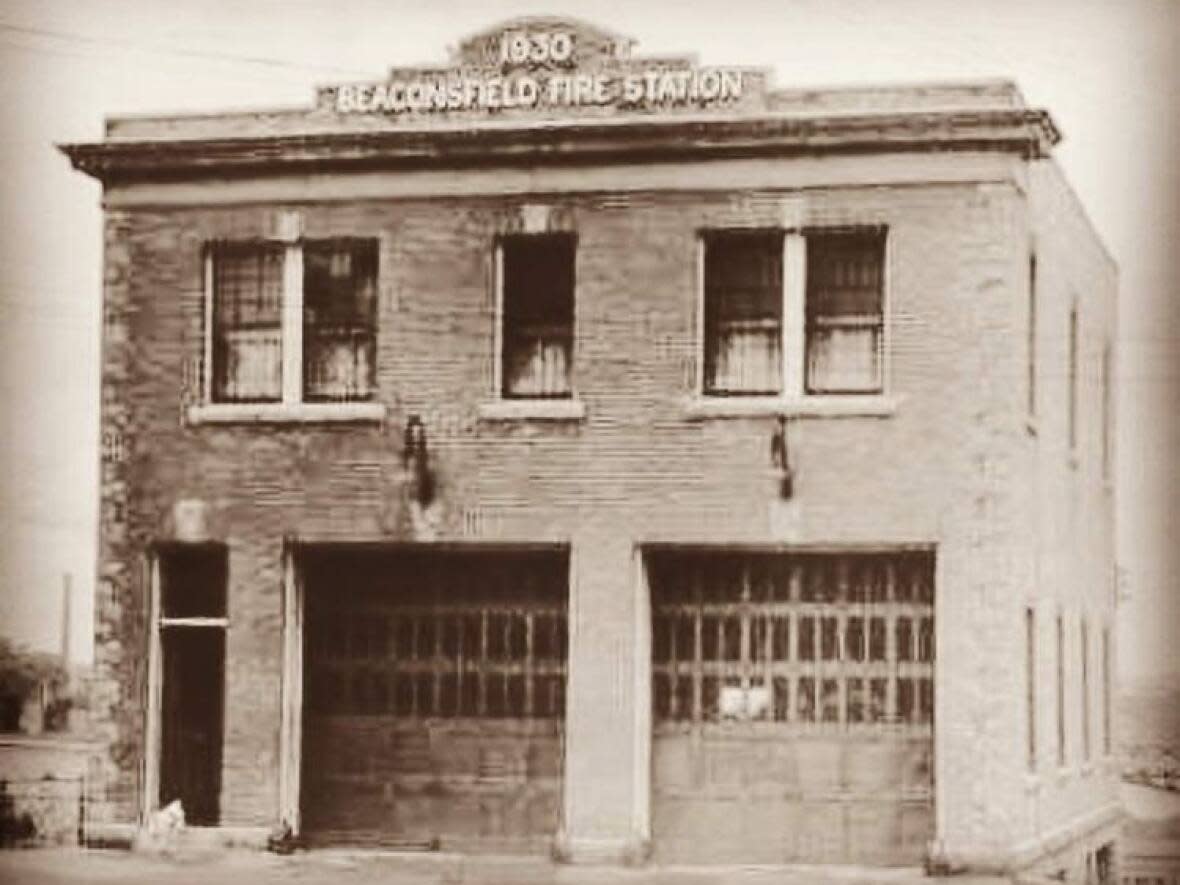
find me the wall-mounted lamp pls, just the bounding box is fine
[402,414,435,507]
[770,415,794,499]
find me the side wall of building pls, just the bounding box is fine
[1010,158,1120,877]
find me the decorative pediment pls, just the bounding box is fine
[317,17,770,121]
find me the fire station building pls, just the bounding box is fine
[63,16,1120,877]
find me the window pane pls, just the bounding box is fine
[303,240,377,402]
[704,232,782,395]
[160,546,227,619]
[502,235,575,398]
[806,326,881,393]
[805,231,884,394]
[212,243,283,402]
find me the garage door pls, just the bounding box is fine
[648,549,935,865]
[300,547,568,851]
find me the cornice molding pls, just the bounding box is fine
[60,109,1058,185]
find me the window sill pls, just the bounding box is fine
[477,399,586,422]
[684,394,901,420]
[186,402,386,424]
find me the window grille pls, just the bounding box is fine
[211,243,284,402]
[207,238,378,406]
[303,240,377,402]
[304,552,567,720]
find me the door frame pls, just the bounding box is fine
[277,539,303,833]
[287,539,572,844]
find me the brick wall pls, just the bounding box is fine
[91,149,1115,866]
[1012,158,1120,873]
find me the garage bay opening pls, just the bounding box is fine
[647,548,935,865]
[299,546,569,851]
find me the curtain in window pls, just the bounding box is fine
[502,236,575,399]
[805,232,884,394]
[303,241,377,402]
[704,232,782,395]
[806,325,881,393]
[709,319,781,394]
[212,244,284,402]
[505,331,571,397]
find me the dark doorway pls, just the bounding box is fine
[159,629,224,824]
[157,545,227,826]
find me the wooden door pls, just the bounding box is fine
[300,548,568,851]
[649,550,935,865]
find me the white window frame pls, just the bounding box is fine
[189,230,384,425]
[688,227,897,419]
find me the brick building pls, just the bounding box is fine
[62,16,1120,877]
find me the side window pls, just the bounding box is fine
[500,234,576,399]
[1068,302,1079,450]
[805,230,885,395]
[702,230,783,396]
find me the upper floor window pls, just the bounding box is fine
[302,241,378,402]
[700,227,886,399]
[703,230,783,395]
[805,231,885,394]
[499,234,576,399]
[207,238,377,405]
[211,242,284,403]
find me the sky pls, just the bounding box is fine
[0,0,1176,682]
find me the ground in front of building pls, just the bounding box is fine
[0,848,1020,885]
